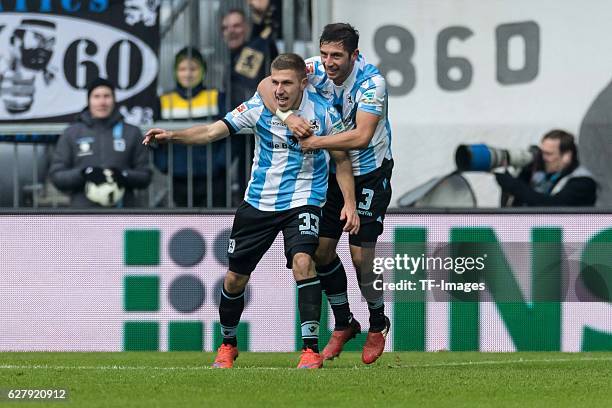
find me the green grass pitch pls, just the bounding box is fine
[0,352,610,407]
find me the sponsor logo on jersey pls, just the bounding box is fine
[266,139,319,155]
[231,103,248,117]
[361,89,380,105]
[306,61,315,74]
[331,119,345,134]
[270,118,287,127]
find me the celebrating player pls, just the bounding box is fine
[144,53,359,369]
[258,24,393,364]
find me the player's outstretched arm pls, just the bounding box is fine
[330,150,360,235]
[143,120,231,146]
[301,110,378,152]
[256,77,313,138]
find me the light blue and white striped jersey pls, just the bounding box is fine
[305,54,393,176]
[223,88,344,212]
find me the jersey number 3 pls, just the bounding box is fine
[359,188,374,210]
[299,213,320,234]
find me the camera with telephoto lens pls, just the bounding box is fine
[455,144,540,172]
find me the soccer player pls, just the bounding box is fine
[144,53,359,369]
[258,24,393,364]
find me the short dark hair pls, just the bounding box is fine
[222,8,246,22]
[271,53,306,79]
[542,129,575,154]
[542,129,578,164]
[320,23,359,55]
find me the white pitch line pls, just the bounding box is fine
[0,357,610,371]
[394,356,612,368]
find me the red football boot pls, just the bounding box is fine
[211,344,239,368]
[297,348,324,369]
[362,316,390,364]
[321,317,361,360]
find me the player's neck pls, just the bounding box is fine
[332,75,348,86]
[290,91,304,110]
[332,63,356,86]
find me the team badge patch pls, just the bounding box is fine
[361,89,380,105]
[231,103,248,117]
[113,138,126,152]
[309,119,320,132]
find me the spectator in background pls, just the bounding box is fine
[155,46,227,207]
[49,77,151,207]
[495,129,597,206]
[222,2,278,204]
[222,3,279,109]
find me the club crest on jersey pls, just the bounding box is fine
[309,119,320,132]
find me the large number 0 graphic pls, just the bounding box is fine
[299,213,320,234]
[359,188,374,210]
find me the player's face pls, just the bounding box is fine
[88,86,115,119]
[222,12,248,51]
[176,58,202,89]
[539,138,571,173]
[271,68,307,110]
[320,41,358,85]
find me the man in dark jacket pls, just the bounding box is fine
[495,129,597,206]
[49,78,151,207]
[221,5,278,205]
[222,6,278,110]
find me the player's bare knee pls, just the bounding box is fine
[224,271,249,293]
[292,253,314,280]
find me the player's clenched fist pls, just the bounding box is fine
[285,114,313,139]
[142,128,174,145]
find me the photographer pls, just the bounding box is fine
[495,130,596,207]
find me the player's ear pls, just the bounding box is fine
[300,76,308,90]
[351,48,359,62]
[561,150,573,167]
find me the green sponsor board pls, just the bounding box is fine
[391,226,612,351]
[119,224,611,352]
